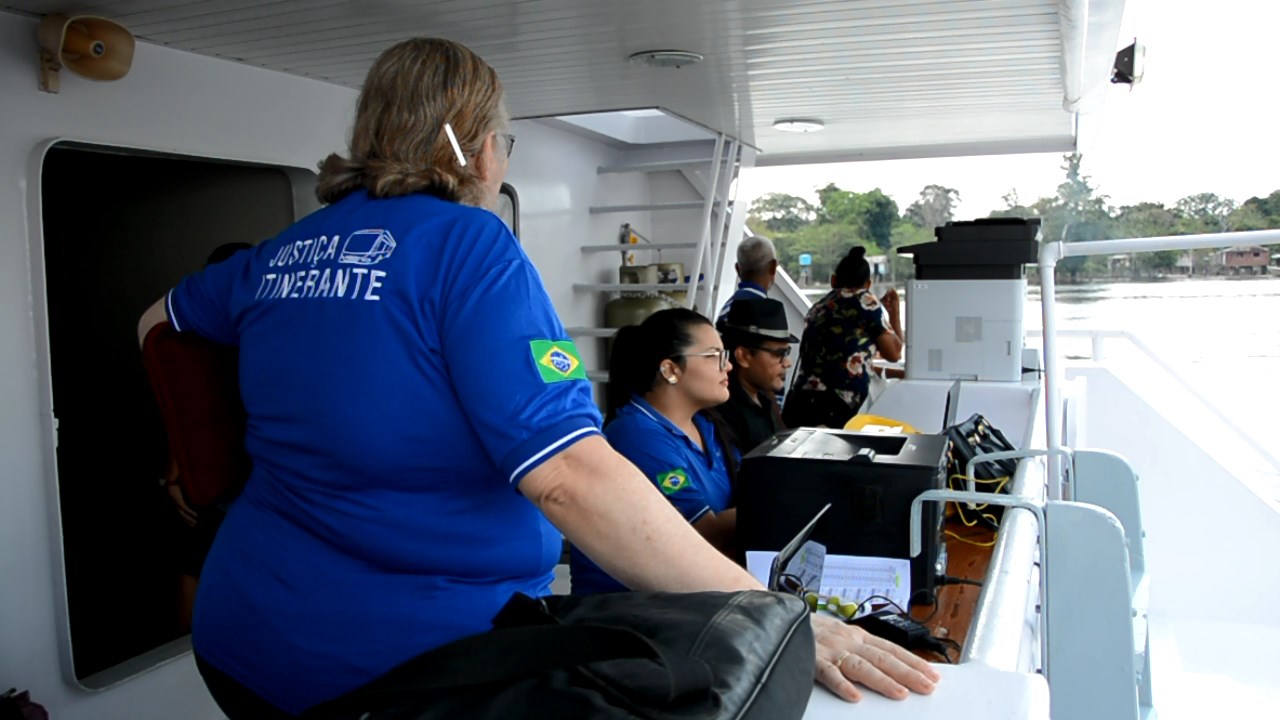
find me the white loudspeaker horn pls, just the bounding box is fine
[37,14,135,94]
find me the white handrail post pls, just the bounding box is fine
[1039,240,1066,501]
[702,138,738,316]
[686,133,724,310]
[1066,228,1280,256]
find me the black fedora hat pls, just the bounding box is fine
[722,298,799,343]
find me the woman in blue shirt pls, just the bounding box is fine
[571,309,742,594]
[138,39,938,717]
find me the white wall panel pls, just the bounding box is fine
[0,11,354,719]
[505,119,654,385]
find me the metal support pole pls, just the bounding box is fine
[685,133,724,310]
[1038,227,1280,500]
[1061,228,1280,257]
[1039,240,1065,500]
[702,138,738,316]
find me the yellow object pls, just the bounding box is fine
[843,414,919,434]
[946,530,997,548]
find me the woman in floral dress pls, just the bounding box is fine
[782,246,904,428]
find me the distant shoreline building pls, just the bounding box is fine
[1211,246,1270,276]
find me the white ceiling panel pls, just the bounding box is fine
[3,0,1127,164]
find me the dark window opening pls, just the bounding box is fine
[40,142,312,685]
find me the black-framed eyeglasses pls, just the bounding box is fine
[500,132,516,158]
[750,345,792,360]
[677,348,730,371]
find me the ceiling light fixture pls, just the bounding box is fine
[628,49,704,69]
[773,118,825,133]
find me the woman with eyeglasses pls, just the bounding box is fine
[570,308,935,701]
[138,38,935,717]
[783,245,904,429]
[570,308,744,598]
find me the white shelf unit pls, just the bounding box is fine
[573,133,745,385]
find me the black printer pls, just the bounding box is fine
[737,428,949,599]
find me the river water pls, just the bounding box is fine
[1026,277,1280,452]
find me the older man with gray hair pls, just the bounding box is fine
[716,235,778,326]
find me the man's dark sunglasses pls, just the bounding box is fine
[750,345,792,360]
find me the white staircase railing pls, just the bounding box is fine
[702,137,741,316]
[570,134,746,381]
[683,133,724,312]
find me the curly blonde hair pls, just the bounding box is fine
[316,38,508,207]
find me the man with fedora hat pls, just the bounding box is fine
[712,298,797,456]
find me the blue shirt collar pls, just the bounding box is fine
[627,395,680,436]
[625,395,717,461]
[737,280,768,297]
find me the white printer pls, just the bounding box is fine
[897,219,1041,382]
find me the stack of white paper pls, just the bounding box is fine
[746,551,912,614]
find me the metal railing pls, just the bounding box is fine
[686,134,724,313]
[1039,229,1280,497]
[1029,327,1280,476]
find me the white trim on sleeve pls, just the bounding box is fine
[508,426,597,484]
[165,288,182,332]
[688,506,712,524]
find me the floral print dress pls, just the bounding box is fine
[782,288,891,428]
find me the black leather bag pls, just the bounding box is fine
[944,413,1019,527]
[303,591,815,720]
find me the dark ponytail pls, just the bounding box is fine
[605,308,712,423]
[833,245,871,288]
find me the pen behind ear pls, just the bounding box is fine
[443,122,466,167]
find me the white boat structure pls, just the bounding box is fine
[1,1,1277,718]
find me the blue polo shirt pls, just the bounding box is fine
[169,190,602,714]
[569,397,735,595]
[716,280,768,325]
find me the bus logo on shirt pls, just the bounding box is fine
[530,340,587,383]
[657,469,689,495]
[338,229,396,265]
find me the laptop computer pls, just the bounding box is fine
[766,502,832,592]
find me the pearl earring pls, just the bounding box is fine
[666,375,677,385]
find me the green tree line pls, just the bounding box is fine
[747,154,1280,284]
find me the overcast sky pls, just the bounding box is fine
[738,0,1280,219]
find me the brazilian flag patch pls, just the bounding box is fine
[657,469,690,495]
[529,339,587,383]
